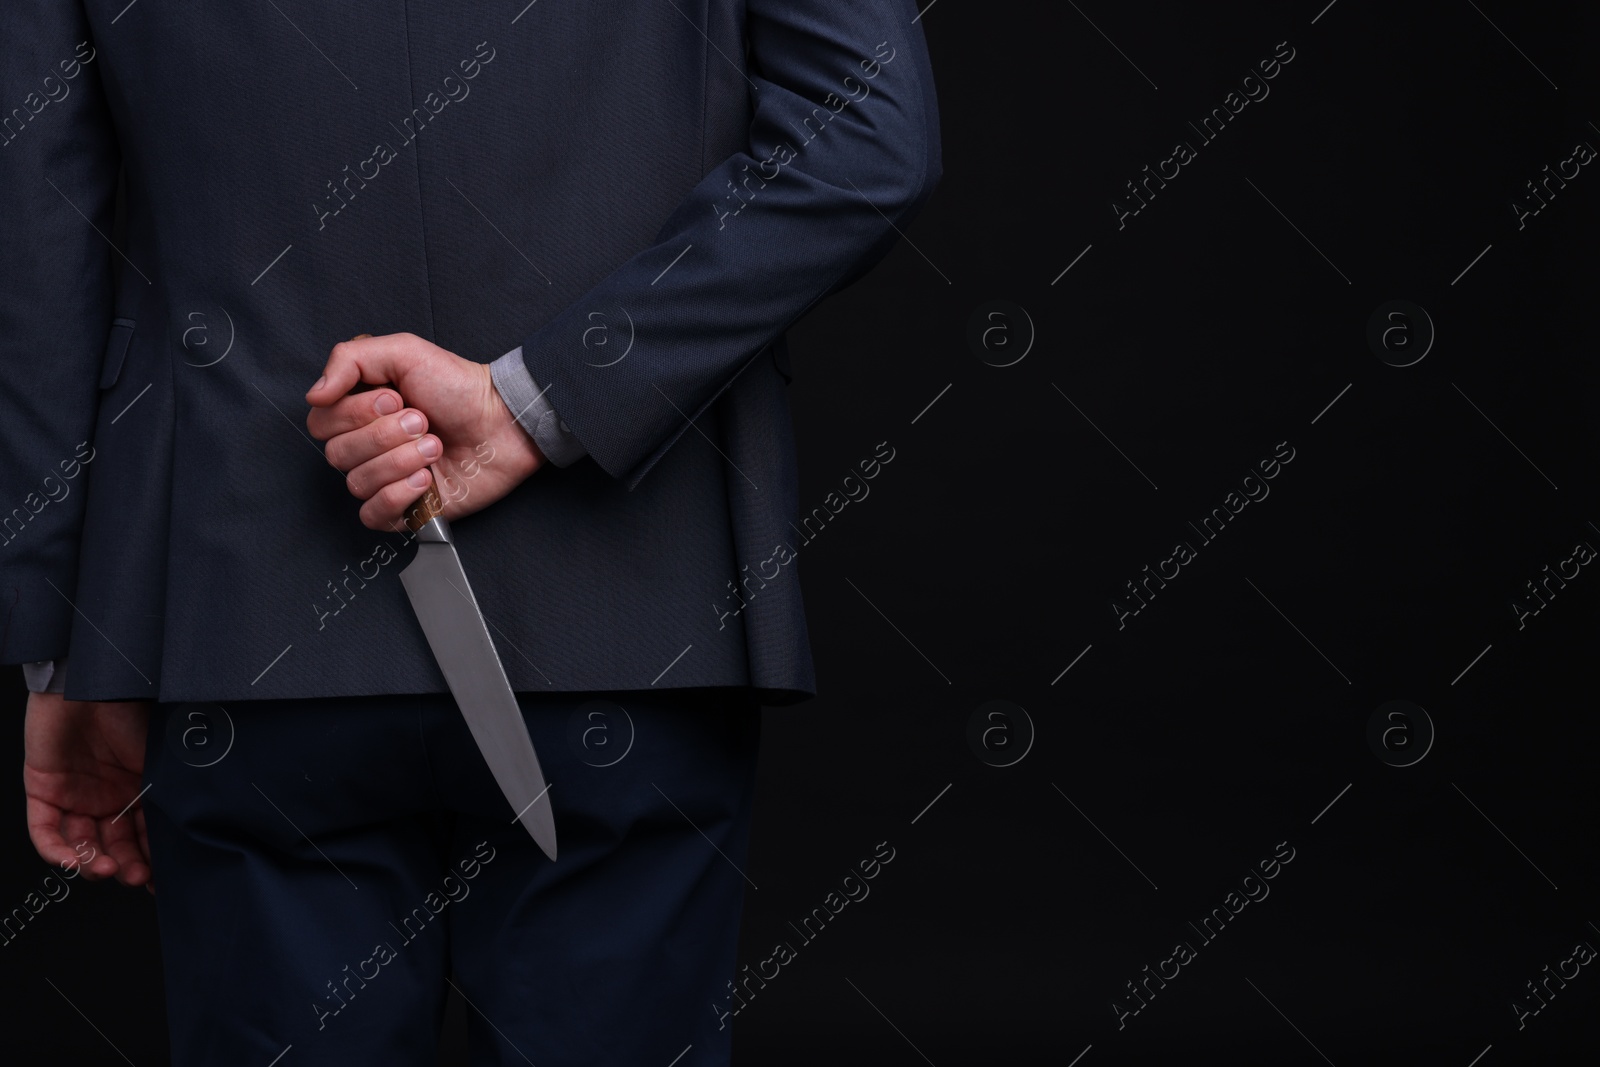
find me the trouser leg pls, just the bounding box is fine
[426,688,763,1067]
[143,696,454,1066]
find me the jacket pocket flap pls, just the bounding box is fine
[100,318,135,389]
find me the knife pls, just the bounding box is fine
[351,336,558,860]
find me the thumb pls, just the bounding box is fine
[306,332,420,407]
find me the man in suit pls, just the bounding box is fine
[4,0,939,1062]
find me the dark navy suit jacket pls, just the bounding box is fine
[0,0,941,703]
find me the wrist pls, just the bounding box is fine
[510,417,546,482]
[488,346,587,468]
[482,362,545,483]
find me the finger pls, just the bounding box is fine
[102,814,150,888]
[60,812,116,880]
[306,387,405,441]
[344,435,441,501]
[25,796,82,871]
[306,333,425,407]
[359,468,433,531]
[322,408,430,474]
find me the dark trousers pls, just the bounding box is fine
[142,688,761,1066]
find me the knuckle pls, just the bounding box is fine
[366,426,393,459]
[384,412,412,446]
[351,398,384,431]
[374,485,408,524]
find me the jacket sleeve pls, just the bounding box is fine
[513,0,942,488]
[0,6,120,665]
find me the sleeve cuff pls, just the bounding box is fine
[490,347,589,468]
[23,659,67,694]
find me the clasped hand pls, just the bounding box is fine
[306,332,544,531]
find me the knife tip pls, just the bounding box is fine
[522,815,558,862]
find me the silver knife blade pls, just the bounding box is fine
[399,518,558,861]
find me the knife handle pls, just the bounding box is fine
[346,333,448,537]
[405,477,446,533]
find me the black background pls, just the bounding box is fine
[5,1,1599,1063]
